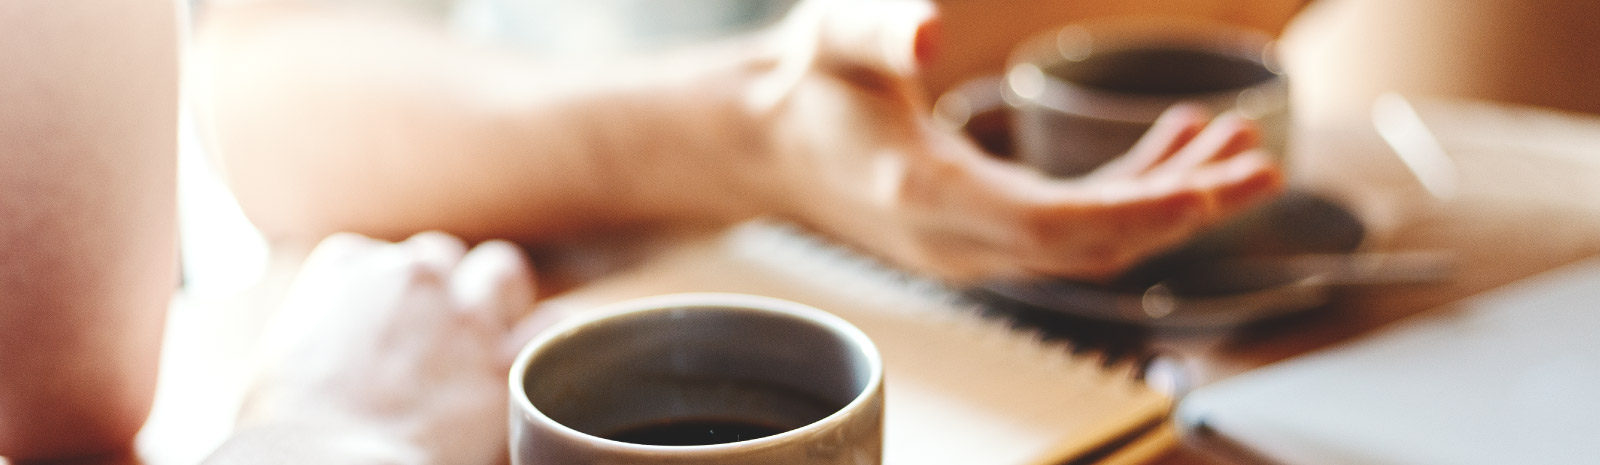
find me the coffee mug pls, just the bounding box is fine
[1000,17,1290,177]
[508,293,885,465]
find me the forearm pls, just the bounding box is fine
[192,2,778,245]
[0,0,178,459]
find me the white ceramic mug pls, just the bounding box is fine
[508,293,884,464]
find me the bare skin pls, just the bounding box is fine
[191,0,1282,285]
[0,0,178,460]
[203,233,535,465]
[0,0,179,459]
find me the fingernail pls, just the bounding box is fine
[913,12,942,67]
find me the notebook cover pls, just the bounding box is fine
[542,222,1174,465]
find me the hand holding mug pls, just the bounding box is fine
[748,0,1284,282]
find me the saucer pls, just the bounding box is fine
[975,190,1368,329]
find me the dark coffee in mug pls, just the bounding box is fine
[606,417,793,446]
[509,294,884,464]
[1044,47,1278,96]
[590,377,846,446]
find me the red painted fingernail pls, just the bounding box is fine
[913,13,942,67]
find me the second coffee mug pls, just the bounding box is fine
[508,293,885,465]
[1003,17,1290,177]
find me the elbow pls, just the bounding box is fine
[0,271,170,460]
[0,388,154,460]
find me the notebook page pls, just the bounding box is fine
[1178,257,1600,465]
[543,222,1172,465]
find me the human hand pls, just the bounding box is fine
[746,0,1284,282]
[234,232,535,465]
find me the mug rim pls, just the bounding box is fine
[508,292,885,453]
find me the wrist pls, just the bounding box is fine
[669,34,820,227]
[682,41,797,225]
[584,38,793,229]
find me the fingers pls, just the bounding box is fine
[290,232,534,335]
[1093,104,1209,178]
[299,232,385,270]
[812,0,939,78]
[403,230,467,275]
[938,124,1282,280]
[1087,106,1261,183]
[1151,111,1263,176]
[1183,150,1285,215]
[1087,152,1284,274]
[1104,151,1282,218]
[451,240,537,331]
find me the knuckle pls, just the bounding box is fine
[400,257,451,288]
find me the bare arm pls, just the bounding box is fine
[193,0,1281,283]
[190,2,773,246]
[0,0,178,459]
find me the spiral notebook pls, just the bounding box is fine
[544,221,1176,465]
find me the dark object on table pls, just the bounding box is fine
[977,190,1369,329]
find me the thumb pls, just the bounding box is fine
[813,0,940,77]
